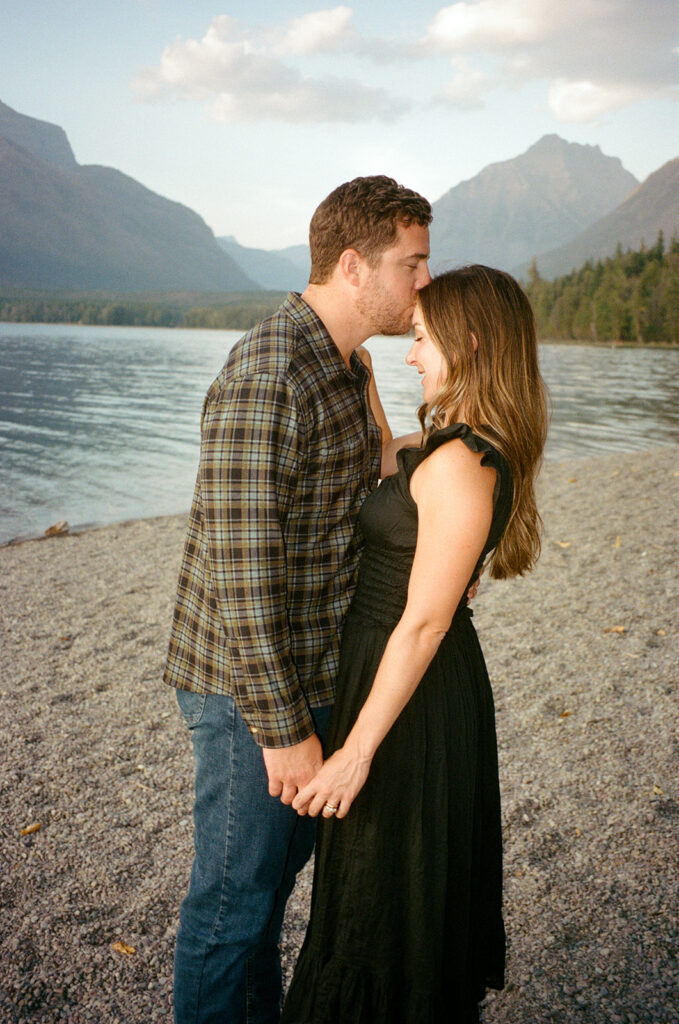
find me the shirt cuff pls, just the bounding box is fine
[234,687,318,749]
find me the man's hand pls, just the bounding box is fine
[292,742,372,820]
[262,734,324,805]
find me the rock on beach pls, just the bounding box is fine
[1,446,678,1023]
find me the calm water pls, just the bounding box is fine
[1,322,678,544]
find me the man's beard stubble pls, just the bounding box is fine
[356,277,413,337]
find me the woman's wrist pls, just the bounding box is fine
[344,722,380,763]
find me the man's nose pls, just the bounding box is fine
[416,263,432,290]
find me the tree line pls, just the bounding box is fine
[2,236,678,344]
[524,232,679,345]
[0,292,286,331]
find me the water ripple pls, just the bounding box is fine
[1,324,678,543]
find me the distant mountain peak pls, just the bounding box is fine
[530,133,570,149]
[534,155,679,278]
[430,135,639,273]
[521,134,624,171]
[217,235,307,291]
[0,99,77,172]
[529,133,600,153]
[0,100,256,293]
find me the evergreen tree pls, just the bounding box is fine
[523,238,679,345]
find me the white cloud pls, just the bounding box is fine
[131,11,401,122]
[131,4,679,125]
[437,60,489,110]
[273,6,353,56]
[424,0,679,121]
[206,76,403,124]
[548,79,645,122]
[426,0,547,49]
[131,17,285,103]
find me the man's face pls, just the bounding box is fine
[356,221,431,336]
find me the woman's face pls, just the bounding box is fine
[406,306,448,403]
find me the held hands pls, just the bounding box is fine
[291,742,372,820]
[262,733,324,805]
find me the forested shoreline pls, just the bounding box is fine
[1,235,678,344]
[0,291,286,331]
[525,232,679,345]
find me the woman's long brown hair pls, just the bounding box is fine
[416,265,549,579]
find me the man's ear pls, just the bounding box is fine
[338,248,362,287]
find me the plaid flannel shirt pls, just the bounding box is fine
[164,293,381,747]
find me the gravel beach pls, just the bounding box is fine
[1,445,678,1024]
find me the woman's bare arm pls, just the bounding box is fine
[293,438,496,818]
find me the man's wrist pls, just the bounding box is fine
[247,714,316,750]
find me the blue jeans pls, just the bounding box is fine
[173,690,332,1024]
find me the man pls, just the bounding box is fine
[165,175,432,1023]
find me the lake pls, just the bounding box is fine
[1,322,678,545]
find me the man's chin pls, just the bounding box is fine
[376,315,413,337]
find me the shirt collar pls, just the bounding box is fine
[282,292,368,384]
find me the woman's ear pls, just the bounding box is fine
[470,332,479,352]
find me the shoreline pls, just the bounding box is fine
[2,445,678,1022]
[4,435,679,551]
[0,512,185,550]
[3,317,679,348]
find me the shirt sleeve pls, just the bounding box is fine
[199,373,315,748]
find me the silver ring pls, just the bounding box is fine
[324,804,338,813]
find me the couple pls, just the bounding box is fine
[165,175,548,1023]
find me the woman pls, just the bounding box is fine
[280,266,549,1023]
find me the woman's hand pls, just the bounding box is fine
[292,743,372,819]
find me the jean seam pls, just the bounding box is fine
[211,694,237,946]
[216,696,253,1023]
[186,695,237,1020]
[245,955,254,1024]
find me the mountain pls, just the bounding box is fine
[276,244,311,277]
[532,158,679,278]
[0,100,77,173]
[430,134,639,274]
[217,235,308,291]
[0,101,256,293]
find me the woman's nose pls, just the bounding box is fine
[405,343,416,365]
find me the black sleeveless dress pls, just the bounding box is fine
[281,424,513,1024]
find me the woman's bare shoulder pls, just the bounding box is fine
[410,436,496,502]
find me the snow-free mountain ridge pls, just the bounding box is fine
[1,100,677,293]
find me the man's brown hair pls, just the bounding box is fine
[308,175,432,284]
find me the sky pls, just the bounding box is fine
[2,1,678,249]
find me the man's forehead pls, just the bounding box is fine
[390,220,430,257]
